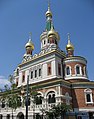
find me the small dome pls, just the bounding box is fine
[25,39,34,50]
[47,24,60,40]
[66,34,74,51]
[66,43,74,51]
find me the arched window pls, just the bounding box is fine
[76,65,80,74]
[66,66,70,75]
[36,94,42,105]
[47,91,56,104]
[84,89,93,104]
[75,65,81,75]
[83,66,88,77]
[1,100,5,108]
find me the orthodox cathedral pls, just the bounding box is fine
[0,2,94,119]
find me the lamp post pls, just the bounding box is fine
[26,75,29,119]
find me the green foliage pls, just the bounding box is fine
[45,103,72,119]
[8,94,21,110]
[30,89,38,104]
[0,74,21,111]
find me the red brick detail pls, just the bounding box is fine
[72,88,94,108]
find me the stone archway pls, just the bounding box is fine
[17,112,24,119]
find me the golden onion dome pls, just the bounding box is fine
[47,24,60,40]
[25,39,34,50]
[66,43,74,51]
[66,34,74,51]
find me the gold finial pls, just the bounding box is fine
[67,33,71,44]
[29,32,32,40]
[48,0,50,11]
[45,0,52,17]
[25,32,34,50]
[66,33,74,51]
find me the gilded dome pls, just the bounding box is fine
[66,43,74,51]
[66,34,74,51]
[25,39,34,50]
[47,24,60,40]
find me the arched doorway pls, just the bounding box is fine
[17,112,24,119]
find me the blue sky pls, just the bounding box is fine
[0,0,94,88]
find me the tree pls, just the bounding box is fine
[0,75,21,119]
[45,103,72,119]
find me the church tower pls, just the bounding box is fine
[40,2,60,50]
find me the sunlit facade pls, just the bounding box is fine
[0,3,94,119]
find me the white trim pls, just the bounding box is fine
[75,64,82,75]
[64,58,86,65]
[79,108,94,112]
[84,88,93,104]
[45,89,57,98]
[65,76,88,80]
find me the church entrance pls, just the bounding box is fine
[17,112,24,119]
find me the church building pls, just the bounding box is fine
[0,2,94,119]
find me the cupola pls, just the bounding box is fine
[25,33,34,55]
[66,33,74,57]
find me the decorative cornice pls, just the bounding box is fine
[65,76,88,80]
[64,56,87,65]
[19,49,65,67]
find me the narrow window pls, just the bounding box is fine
[84,89,93,104]
[48,63,51,75]
[16,78,18,86]
[58,64,61,76]
[86,94,91,102]
[52,94,56,103]
[76,66,80,74]
[31,71,33,79]
[48,95,51,103]
[39,69,41,77]
[22,75,25,82]
[66,67,70,75]
[22,71,25,82]
[35,70,37,78]
[82,67,84,75]
[48,39,49,43]
[44,40,46,45]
